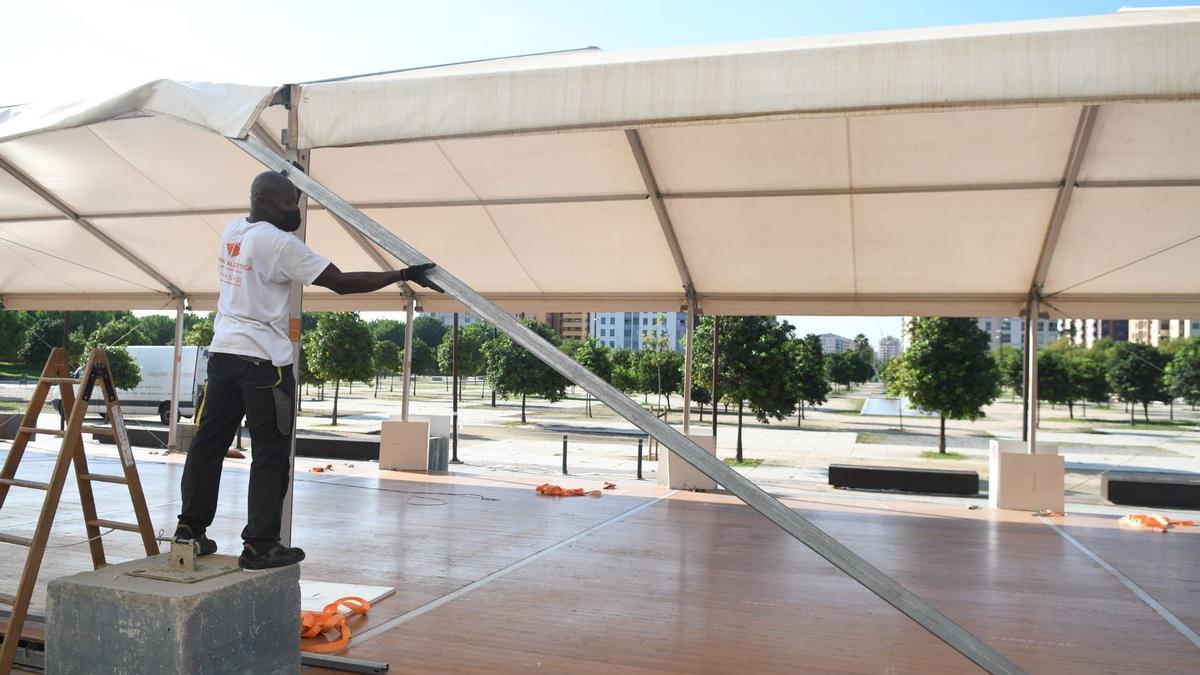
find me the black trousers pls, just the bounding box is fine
[179,352,295,548]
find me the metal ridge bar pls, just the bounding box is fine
[4,177,1199,225]
[1032,106,1099,289]
[0,156,184,297]
[231,133,1026,675]
[328,211,416,299]
[626,129,697,306]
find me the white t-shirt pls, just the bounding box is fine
[209,217,329,366]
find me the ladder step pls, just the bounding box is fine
[88,519,141,533]
[79,473,128,485]
[81,426,117,436]
[0,478,50,490]
[40,377,81,384]
[0,532,33,547]
[20,427,64,436]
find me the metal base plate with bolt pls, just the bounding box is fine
[125,541,238,584]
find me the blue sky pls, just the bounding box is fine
[13,1,1191,345]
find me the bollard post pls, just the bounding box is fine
[562,435,568,475]
[637,438,644,480]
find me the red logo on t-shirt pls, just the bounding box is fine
[226,242,241,257]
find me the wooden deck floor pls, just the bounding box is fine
[1,442,1198,673]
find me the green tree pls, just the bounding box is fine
[609,348,640,394]
[851,334,875,376]
[637,315,684,414]
[825,351,856,391]
[0,308,30,360]
[18,316,68,365]
[483,320,569,423]
[296,337,324,409]
[368,318,406,348]
[1037,349,1076,418]
[1107,342,1168,423]
[692,316,797,461]
[888,317,999,454]
[410,338,437,376]
[791,334,830,424]
[306,312,375,425]
[994,345,1024,400]
[86,318,148,349]
[83,324,143,391]
[373,340,403,396]
[1065,347,1109,416]
[567,337,612,418]
[138,314,177,345]
[411,316,448,355]
[184,314,215,346]
[435,321,488,398]
[1164,337,1200,409]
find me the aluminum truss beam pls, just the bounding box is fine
[626,129,696,306]
[1031,106,1099,290]
[232,134,1026,675]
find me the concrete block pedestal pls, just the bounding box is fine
[47,554,300,675]
[379,419,430,470]
[988,440,1064,512]
[659,435,718,490]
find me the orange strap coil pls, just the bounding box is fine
[1118,513,1195,533]
[300,596,370,654]
[536,483,601,497]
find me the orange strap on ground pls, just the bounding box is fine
[1118,513,1195,533]
[536,483,601,497]
[300,596,370,654]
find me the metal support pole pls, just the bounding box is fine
[167,297,185,449]
[637,438,644,480]
[233,135,1025,675]
[683,304,695,434]
[1026,296,1040,455]
[401,299,415,421]
[711,316,719,438]
[279,97,310,548]
[1021,314,1030,443]
[451,312,461,463]
[561,436,568,475]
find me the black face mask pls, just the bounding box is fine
[277,208,302,232]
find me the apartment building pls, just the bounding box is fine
[590,311,688,352]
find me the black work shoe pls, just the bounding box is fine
[173,523,218,556]
[239,542,306,570]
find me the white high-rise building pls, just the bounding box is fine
[818,333,852,354]
[878,335,901,361]
[1169,319,1200,340]
[976,317,1058,351]
[590,311,688,352]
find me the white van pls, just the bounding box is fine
[53,346,210,423]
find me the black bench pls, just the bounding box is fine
[295,435,378,461]
[828,464,979,496]
[1102,472,1200,510]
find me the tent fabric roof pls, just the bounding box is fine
[1,10,1198,318]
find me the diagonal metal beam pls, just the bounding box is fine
[232,134,1025,675]
[1031,106,1099,292]
[0,156,184,297]
[626,129,697,307]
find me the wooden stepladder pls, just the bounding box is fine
[0,347,159,672]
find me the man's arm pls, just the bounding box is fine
[313,262,442,295]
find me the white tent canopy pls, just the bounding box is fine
[2,9,1199,317]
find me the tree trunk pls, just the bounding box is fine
[939,415,946,454]
[521,394,527,424]
[332,380,340,426]
[1130,402,1135,424]
[736,399,744,463]
[389,373,394,393]
[1082,400,1086,417]
[1067,401,1074,419]
[1143,402,1150,422]
[491,387,496,407]
[1169,399,1174,421]
[374,372,380,398]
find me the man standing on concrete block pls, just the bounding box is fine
[175,170,441,570]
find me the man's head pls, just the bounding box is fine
[249,171,302,232]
